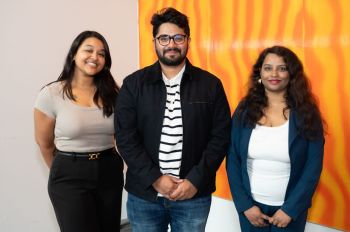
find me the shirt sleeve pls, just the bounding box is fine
[34,85,56,119]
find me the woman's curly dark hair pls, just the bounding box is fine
[238,45,324,139]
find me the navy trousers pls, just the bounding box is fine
[238,201,308,232]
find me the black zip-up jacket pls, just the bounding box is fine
[115,59,231,202]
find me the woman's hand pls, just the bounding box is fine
[244,206,270,227]
[269,209,292,228]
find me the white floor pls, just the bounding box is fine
[205,196,343,232]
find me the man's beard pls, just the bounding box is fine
[156,47,187,66]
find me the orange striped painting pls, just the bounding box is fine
[138,0,350,231]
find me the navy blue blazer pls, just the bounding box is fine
[226,108,324,220]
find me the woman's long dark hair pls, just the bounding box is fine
[50,30,118,117]
[238,45,324,139]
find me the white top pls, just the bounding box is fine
[158,65,185,178]
[247,120,291,206]
[34,82,114,152]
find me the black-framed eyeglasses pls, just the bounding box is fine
[156,34,187,46]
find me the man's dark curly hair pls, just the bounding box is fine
[238,45,324,139]
[151,7,190,38]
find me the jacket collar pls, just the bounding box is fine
[145,58,193,84]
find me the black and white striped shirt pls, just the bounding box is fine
[159,65,185,179]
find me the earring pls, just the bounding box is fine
[258,78,262,84]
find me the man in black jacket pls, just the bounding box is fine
[115,7,231,232]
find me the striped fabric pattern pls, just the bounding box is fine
[158,68,185,179]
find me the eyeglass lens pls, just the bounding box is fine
[157,34,186,45]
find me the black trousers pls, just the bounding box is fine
[48,149,124,232]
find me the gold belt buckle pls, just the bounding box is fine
[88,153,100,160]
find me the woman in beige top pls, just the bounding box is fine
[34,31,123,232]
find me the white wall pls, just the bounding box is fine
[0,0,138,231]
[0,1,344,232]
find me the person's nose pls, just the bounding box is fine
[271,68,278,77]
[90,51,98,60]
[167,38,177,47]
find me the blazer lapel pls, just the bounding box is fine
[241,127,253,160]
[289,110,299,147]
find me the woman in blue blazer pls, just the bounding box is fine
[226,46,325,232]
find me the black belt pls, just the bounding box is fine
[55,148,116,160]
